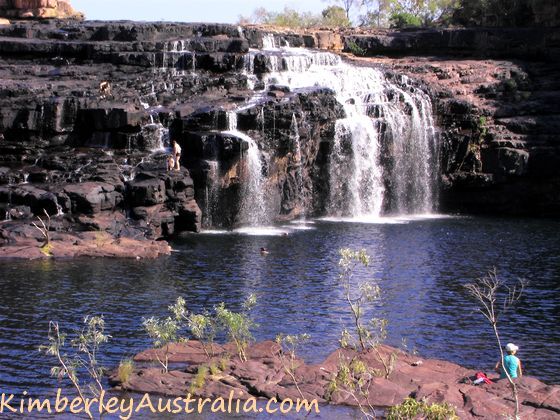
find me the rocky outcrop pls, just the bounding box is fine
[0,0,83,20]
[345,27,560,62]
[110,340,560,419]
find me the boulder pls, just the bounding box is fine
[64,182,122,214]
[128,178,166,207]
[314,31,343,51]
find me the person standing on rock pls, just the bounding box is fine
[495,343,522,379]
[172,140,182,170]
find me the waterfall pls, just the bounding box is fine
[162,40,196,75]
[150,35,440,227]
[54,197,64,217]
[262,34,276,49]
[243,43,439,217]
[328,116,384,218]
[290,114,305,217]
[203,161,220,227]
[141,121,169,152]
[224,112,269,226]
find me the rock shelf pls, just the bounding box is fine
[110,340,560,419]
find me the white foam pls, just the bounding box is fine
[320,214,456,225]
[285,225,315,231]
[289,219,315,225]
[200,229,231,235]
[320,216,408,225]
[233,227,291,236]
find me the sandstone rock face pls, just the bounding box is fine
[0,0,83,20]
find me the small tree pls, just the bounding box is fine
[464,269,527,420]
[322,5,352,27]
[338,248,397,372]
[142,316,179,373]
[188,312,217,359]
[32,209,52,255]
[40,316,110,420]
[324,0,361,20]
[215,294,257,362]
[276,333,310,399]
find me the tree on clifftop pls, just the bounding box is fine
[361,0,459,27]
[324,0,361,19]
[452,0,535,26]
[322,6,352,27]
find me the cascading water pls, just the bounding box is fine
[54,197,64,217]
[328,116,384,218]
[224,112,269,226]
[243,42,439,218]
[140,117,170,153]
[154,32,439,227]
[161,40,196,75]
[290,113,306,217]
[203,161,220,227]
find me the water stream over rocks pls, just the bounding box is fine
[192,41,440,228]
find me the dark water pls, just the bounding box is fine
[1,216,559,405]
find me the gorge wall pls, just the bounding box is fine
[0,20,558,253]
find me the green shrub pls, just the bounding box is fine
[387,397,459,420]
[190,365,209,393]
[390,12,423,28]
[214,294,257,362]
[117,359,134,383]
[322,6,351,27]
[346,40,367,57]
[208,362,221,376]
[142,316,179,372]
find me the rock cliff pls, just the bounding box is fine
[0,21,558,258]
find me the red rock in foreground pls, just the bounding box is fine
[110,340,560,419]
[0,230,171,259]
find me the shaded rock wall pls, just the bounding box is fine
[345,27,560,62]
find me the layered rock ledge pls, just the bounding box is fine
[110,340,560,419]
